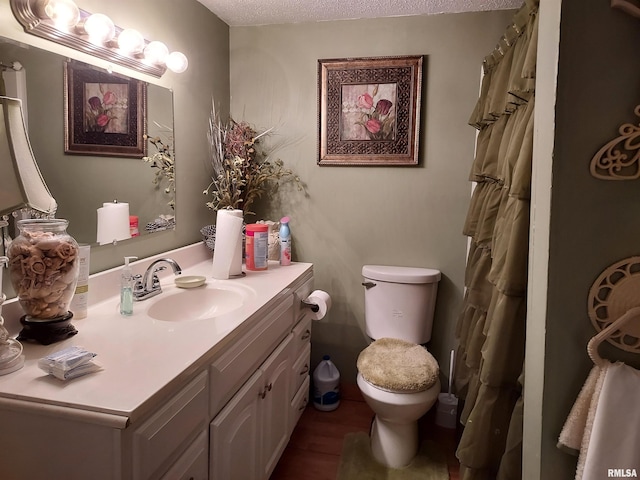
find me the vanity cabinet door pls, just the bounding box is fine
[209,334,293,480]
[210,370,263,480]
[209,295,294,418]
[260,334,293,479]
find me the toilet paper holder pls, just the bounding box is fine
[301,299,320,313]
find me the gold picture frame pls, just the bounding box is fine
[64,60,147,158]
[318,55,423,166]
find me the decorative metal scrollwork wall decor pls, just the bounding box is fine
[590,2,640,179]
[588,256,640,352]
[590,105,640,180]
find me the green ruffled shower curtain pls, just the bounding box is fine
[454,1,538,479]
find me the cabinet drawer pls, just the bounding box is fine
[290,375,310,431]
[291,314,312,357]
[160,430,208,480]
[134,371,208,480]
[290,342,311,398]
[209,295,294,417]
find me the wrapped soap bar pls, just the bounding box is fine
[38,346,101,380]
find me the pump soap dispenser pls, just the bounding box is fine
[120,256,138,316]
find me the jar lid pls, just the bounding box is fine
[362,265,441,284]
[246,224,268,232]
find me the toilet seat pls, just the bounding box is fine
[357,338,439,393]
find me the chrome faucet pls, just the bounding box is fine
[133,258,182,301]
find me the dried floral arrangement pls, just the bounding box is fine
[142,123,175,210]
[204,102,301,217]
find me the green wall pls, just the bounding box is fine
[228,11,515,382]
[530,0,640,478]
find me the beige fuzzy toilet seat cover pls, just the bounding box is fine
[357,338,439,393]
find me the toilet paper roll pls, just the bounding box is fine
[217,209,243,276]
[96,202,130,245]
[212,210,244,279]
[304,290,332,321]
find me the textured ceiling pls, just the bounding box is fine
[196,0,523,26]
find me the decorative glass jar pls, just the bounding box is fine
[7,219,80,320]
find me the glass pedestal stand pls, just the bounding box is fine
[0,256,25,375]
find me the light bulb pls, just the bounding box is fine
[41,0,80,30]
[166,52,188,73]
[143,41,169,66]
[117,29,145,55]
[83,13,116,44]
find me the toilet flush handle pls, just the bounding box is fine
[362,281,376,289]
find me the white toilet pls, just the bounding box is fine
[357,265,442,469]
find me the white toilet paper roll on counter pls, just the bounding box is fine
[304,290,332,321]
[217,209,243,276]
[212,210,244,280]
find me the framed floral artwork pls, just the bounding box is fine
[318,55,423,166]
[64,60,147,158]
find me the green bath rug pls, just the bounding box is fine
[337,432,449,480]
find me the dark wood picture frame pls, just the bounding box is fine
[64,60,147,158]
[318,55,423,166]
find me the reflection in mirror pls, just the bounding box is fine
[0,37,175,246]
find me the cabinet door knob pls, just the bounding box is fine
[259,383,273,399]
[300,364,309,375]
[301,329,311,340]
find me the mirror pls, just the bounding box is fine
[0,37,175,246]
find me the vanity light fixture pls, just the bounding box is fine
[10,0,188,77]
[165,51,189,74]
[35,0,79,30]
[143,40,169,66]
[81,13,116,45]
[117,28,145,55]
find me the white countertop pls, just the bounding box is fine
[0,243,313,425]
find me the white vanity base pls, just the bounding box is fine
[0,243,314,480]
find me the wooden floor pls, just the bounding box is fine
[270,384,461,480]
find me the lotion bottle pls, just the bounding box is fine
[279,216,291,266]
[120,256,138,316]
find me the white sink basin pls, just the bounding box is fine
[145,283,255,322]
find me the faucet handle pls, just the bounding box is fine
[132,274,144,292]
[150,274,162,289]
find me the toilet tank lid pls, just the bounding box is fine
[362,265,441,284]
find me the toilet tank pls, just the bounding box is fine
[362,265,441,344]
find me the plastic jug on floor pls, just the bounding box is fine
[313,355,340,411]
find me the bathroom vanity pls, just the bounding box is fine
[0,243,314,480]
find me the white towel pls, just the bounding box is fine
[559,362,640,480]
[581,362,640,479]
[557,365,607,456]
